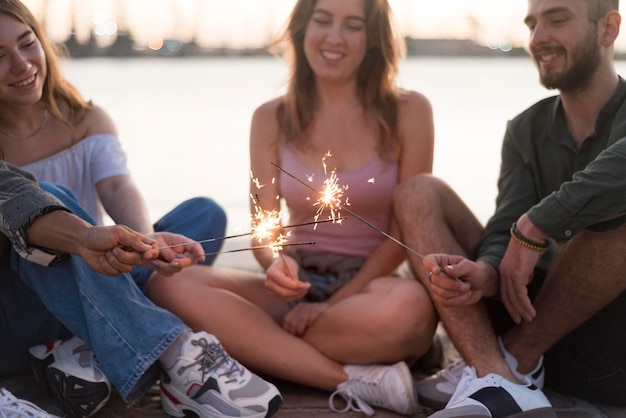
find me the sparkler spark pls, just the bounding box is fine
[271,161,432,262]
[204,241,315,256]
[155,218,341,251]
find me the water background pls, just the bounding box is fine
[61,56,626,259]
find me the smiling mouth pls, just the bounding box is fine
[11,74,36,88]
[533,47,564,65]
[321,50,344,60]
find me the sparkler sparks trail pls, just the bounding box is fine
[155,218,341,251]
[203,241,315,256]
[271,161,431,262]
[250,193,296,279]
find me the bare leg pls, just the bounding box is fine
[146,265,347,391]
[504,222,626,374]
[305,277,438,364]
[394,175,515,380]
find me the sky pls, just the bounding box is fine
[17,0,626,51]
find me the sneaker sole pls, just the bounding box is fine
[161,382,282,418]
[432,406,556,417]
[29,352,56,397]
[47,366,110,418]
[395,362,420,415]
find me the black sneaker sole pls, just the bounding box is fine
[265,394,283,417]
[29,353,55,397]
[47,367,110,418]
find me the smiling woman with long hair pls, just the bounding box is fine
[147,0,439,415]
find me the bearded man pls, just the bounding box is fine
[393,0,626,416]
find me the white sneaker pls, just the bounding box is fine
[160,331,282,418]
[329,361,418,416]
[497,336,545,389]
[416,338,544,410]
[29,336,111,418]
[0,388,60,417]
[416,360,468,410]
[429,366,555,417]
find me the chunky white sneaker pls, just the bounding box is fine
[29,336,111,417]
[329,361,418,416]
[429,366,555,417]
[160,331,282,418]
[417,338,544,410]
[0,388,60,417]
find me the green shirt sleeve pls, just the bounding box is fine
[528,136,626,240]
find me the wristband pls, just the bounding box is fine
[510,222,549,252]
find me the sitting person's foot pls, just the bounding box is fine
[29,336,111,417]
[0,388,61,417]
[428,366,555,417]
[159,331,282,418]
[417,336,545,410]
[330,361,418,416]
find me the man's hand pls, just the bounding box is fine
[500,214,547,323]
[76,223,158,276]
[423,254,498,306]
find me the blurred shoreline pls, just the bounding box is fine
[62,33,529,59]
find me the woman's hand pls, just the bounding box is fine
[264,255,310,301]
[143,232,206,276]
[282,302,329,336]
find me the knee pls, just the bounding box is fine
[393,174,448,222]
[379,281,438,348]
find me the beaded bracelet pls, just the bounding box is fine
[510,222,549,252]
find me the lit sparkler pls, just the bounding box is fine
[155,218,339,251]
[271,161,432,262]
[201,241,316,257]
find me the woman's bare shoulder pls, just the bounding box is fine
[397,89,432,112]
[252,96,283,120]
[77,104,117,138]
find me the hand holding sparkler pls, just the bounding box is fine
[145,231,206,276]
[271,158,464,283]
[265,255,311,302]
[249,193,311,299]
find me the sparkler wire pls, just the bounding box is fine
[203,241,316,256]
[155,218,342,251]
[270,162,430,262]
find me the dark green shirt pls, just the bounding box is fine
[477,77,626,271]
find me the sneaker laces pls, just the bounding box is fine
[329,383,375,417]
[180,337,244,384]
[329,366,396,417]
[0,389,58,418]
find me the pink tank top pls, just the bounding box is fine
[279,145,398,257]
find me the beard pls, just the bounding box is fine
[535,27,601,92]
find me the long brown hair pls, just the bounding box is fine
[0,0,91,129]
[271,0,405,158]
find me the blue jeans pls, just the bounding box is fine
[131,197,227,292]
[0,183,189,402]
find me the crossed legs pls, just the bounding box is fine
[146,263,437,391]
[394,174,626,403]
